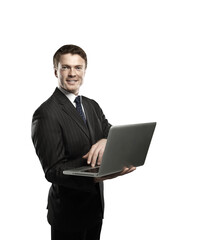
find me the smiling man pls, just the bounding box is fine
[31,44,135,240]
[55,53,85,95]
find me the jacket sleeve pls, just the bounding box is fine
[100,108,112,138]
[92,99,112,138]
[31,107,96,192]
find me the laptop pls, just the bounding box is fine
[63,122,156,177]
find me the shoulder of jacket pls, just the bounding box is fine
[33,94,59,118]
[82,96,100,107]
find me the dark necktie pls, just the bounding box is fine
[74,96,86,123]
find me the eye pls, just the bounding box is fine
[61,65,69,70]
[75,66,83,70]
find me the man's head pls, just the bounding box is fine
[53,44,87,69]
[53,45,87,95]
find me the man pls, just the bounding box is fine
[31,44,136,240]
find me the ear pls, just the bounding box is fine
[54,68,58,78]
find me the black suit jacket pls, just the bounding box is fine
[31,88,111,231]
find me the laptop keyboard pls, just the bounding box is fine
[83,167,100,173]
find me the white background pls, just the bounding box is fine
[0,0,197,239]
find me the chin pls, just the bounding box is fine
[68,88,79,94]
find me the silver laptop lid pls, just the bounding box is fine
[98,122,156,177]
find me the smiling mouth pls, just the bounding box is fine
[66,80,78,83]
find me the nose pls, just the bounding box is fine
[68,67,76,77]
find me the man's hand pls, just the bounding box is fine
[94,166,136,182]
[82,139,107,167]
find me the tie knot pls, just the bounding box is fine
[74,96,81,104]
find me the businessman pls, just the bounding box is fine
[31,44,136,240]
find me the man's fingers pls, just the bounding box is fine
[82,146,96,163]
[82,139,107,167]
[97,149,104,165]
[85,146,97,166]
[87,152,93,164]
[95,165,136,182]
[128,166,136,172]
[90,147,103,167]
[90,149,103,168]
[120,166,136,175]
[82,153,89,159]
[120,167,129,175]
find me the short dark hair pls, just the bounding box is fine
[53,44,87,69]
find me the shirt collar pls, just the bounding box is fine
[58,86,80,105]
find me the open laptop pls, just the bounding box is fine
[63,122,156,177]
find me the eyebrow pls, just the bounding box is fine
[61,64,84,67]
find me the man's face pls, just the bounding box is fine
[55,53,86,95]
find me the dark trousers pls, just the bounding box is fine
[51,221,103,240]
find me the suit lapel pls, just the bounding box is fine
[52,88,90,139]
